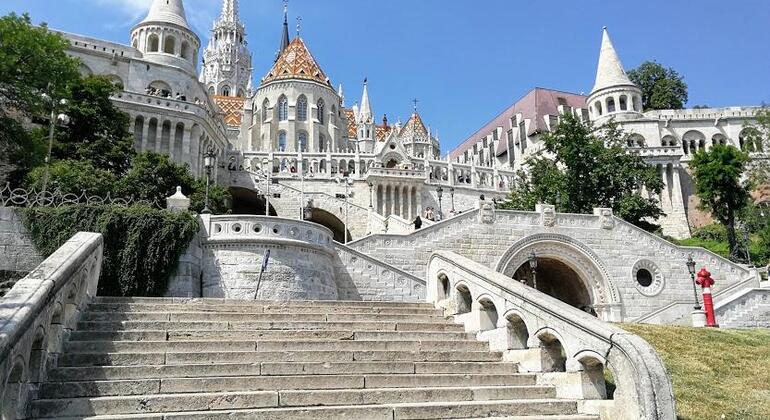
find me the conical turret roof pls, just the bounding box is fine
[138,0,192,31]
[399,111,429,139]
[359,79,373,123]
[591,27,635,93]
[261,37,331,87]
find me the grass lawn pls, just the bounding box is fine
[620,324,770,420]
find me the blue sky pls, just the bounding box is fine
[2,0,769,152]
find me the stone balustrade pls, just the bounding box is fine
[0,232,103,419]
[203,215,333,249]
[366,167,424,179]
[427,251,676,419]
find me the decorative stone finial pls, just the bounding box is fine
[166,186,190,213]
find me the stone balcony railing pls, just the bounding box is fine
[202,215,334,251]
[366,167,425,179]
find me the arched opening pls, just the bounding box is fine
[29,328,47,383]
[455,284,472,315]
[619,95,628,111]
[317,98,326,124]
[512,257,594,314]
[606,97,616,113]
[278,95,288,121]
[537,331,567,372]
[262,99,270,123]
[595,101,603,116]
[436,273,450,300]
[221,85,231,97]
[505,313,529,350]
[147,34,159,52]
[478,297,499,331]
[163,35,176,54]
[229,187,277,216]
[180,41,190,60]
[2,359,26,420]
[296,95,308,121]
[147,81,172,98]
[133,116,144,150]
[385,159,398,169]
[577,353,613,400]
[305,207,351,243]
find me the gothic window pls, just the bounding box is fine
[319,134,326,152]
[298,132,308,152]
[262,99,270,123]
[147,34,159,52]
[221,86,230,97]
[278,96,288,121]
[207,86,214,96]
[317,99,325,124]
[297,95,308,121]
[163,36,176,54]
[278,131,287,151]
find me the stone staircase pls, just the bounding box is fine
[29,297,597,419]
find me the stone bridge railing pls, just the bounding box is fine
[203,214,334,250]
[428,251,676,420]
[333,243,425,302]
[0,232,103,419]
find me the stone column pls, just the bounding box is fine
[401,184,408,218]
[670,165,686,215]
[141,118,149,152]
[182,124,191,167]
[407,186,413,220]
[660,166,671,213]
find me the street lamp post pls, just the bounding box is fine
[202,147,217,214]
[686,255,702,310]
[437,186,443,218]
[368,182,374,208]
[40,92,69,195]
[528,252,538,290]
[450,187,455,213]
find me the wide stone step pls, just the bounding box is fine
[65,334,481,353]
[91,297,435,309]
[75,320,464,333]
[36,400,583,420]
[31,386,558,417]
[80,311,444,323]
[87,302,437,313]
[42,363,521,397]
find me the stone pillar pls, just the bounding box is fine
[182,125,192,167]
[407,186,413,220]
[141,118,149,152]
[660,166,671,213]
[166,186,190,213]
[670,165,685,213]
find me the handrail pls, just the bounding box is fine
[428,251,676,420]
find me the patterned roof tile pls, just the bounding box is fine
[261,37,331,87]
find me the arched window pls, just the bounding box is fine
[298,132,308,152]
[317,98,325,124]
[163,36,176,54]
[278,131,287,151]
[595,102,603,116]
[262,99,270,123]
[147,34,159,52]
[319,134,326,152]
[278,96,288,121]
[296,95,308,121]
[237,89,244,98]
[607,97,616,113]
[180,41,190,60]
[619,95,628,111]
[221,86,230,97]
[208,86,215,96]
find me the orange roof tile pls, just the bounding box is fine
[376,124,391,141]
[342,108,357,138]
[261,37,331,87]
[213,95,245,126]
[399,112,428,139]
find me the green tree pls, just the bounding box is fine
[500,113,664,231]
[628,61,688,110]
[0,13,80,184]
[120,152,230,213]
[53,75,135,174]
[25,159,117,197]
[690,144,751,259]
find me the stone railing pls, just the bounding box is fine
[0,232,103,418]
[202,215,333,250]
[334,242,425,302]
[715,288,770,328]
[366,167,424,179]
[427,251,675,420]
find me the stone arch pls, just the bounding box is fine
[147,33,159,52]
[163,35,176,54]
[435,271,450,301]
[305,207,352,243]
[148,80,172,97]
[628,134,645,148]
[229,186,277,216]
[2,356,27,420]
[28,326,47,383]
[495,233,620,319]
[502,309,531,350]
[682,130,705,153]
[534,328,567,372]
[661,135,676,147]
[712,133,727,147]
[606,97,616,113]
[78,63,93,77]
[133,115,144,150]
[180,41,190,60]
[476,295,499,331]
[454,282,473,314]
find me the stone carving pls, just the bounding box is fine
[537,204,556,227]
[479,200,495,224]
[632,259,665,297]
[594,207,615,230]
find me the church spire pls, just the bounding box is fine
[279,1,290,55]
[591,26,634,94]
[359,78,373,123]
[220,0,239,23]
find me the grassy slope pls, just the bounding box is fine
[621,324,770,420]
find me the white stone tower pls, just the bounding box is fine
[200,0,253,98]
[587,27,643,123]
[130,0,200,76]
[356,79,376,153]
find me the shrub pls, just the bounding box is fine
[21,205,198,296]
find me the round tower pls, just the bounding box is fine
[130,0,201,75]
[587,27,643,123]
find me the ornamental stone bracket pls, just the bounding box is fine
[478,200,495,224]
[536,204,556,227]
[593,207,615,230]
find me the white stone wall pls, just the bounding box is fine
[0,208,43,274]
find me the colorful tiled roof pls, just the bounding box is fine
[261,37,331,87]
[375,124,391,141]
[213,95,245,126]
[399,112,428,139]
[342,108,357,138]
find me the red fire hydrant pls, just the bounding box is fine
[695,268,718,327]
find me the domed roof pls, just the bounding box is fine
[137,0,192,31]
[261,37,331,87]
